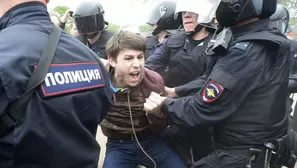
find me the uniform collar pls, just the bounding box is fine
[0,1,48,30]
[231,18,270,37]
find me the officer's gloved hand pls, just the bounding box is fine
[287,129,297,155]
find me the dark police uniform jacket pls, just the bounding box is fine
[163,19,290,148]
[76,30,114,59]
[0,2,112,168]
[288,40,297,93]
[145,35,170,59]
[146,31,213,88]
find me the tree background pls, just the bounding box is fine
[49,5,153,34]
[50,0,297,35]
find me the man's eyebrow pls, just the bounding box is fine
[124,53,144,57]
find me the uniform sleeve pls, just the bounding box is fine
[175,75,207,97]
[145,39,170,73]
[290,40,297,75]
[0,80,9,116]
[288,74,297,93]
[163,46,263,127]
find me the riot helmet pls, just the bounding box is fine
[174,0,219,34]
[74,0,105,39]
[216,0,277,27]
[269,4,290,34]
[147,0,181,35]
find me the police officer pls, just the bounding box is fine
[145,0,181,58]
[270,4,297,122]
[0,0,112,167]
[74,0,114,60]
[144,0,290,167]
[146,0,217,166]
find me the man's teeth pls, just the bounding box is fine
[130,72,139,75]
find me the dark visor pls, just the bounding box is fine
[75,14,105,35]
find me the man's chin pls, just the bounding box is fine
[184,26,195,32]
[127,77,144,88]
[127,81,141,88]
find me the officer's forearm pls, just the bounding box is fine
[175,75,206,97]
[145,42,169,73]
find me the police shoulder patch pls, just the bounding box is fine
[202,80,224,103]
[233,42,251,51]
[41,62,105,97]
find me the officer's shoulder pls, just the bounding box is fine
[167,32,185,47]
[145,35,157,43]
[168,32,186,40]
[230,42,252,52]
[0,25,36,44]
[75,35,87,44]
[102,30,114,38]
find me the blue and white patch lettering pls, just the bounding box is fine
[41,62,105,97]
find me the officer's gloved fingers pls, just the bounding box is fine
[287,129,297,155]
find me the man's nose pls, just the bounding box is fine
[183,11,191,18]
[132,58,140,67]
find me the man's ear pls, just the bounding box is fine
[45,0,50,4]
[108,56,116,68]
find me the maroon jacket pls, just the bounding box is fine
[100,68,167,136]
[142,68,167,134]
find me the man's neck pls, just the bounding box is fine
[111,73,127,88]
[87,32,101,45]
[0,0,45,16]
[192,27,209,40]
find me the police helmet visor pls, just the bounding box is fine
[74,14,104,35]
[174,0,221,23]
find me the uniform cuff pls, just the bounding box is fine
[162,98,175,112]
[175,86,184,97]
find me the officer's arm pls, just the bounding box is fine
[288,74,297,93]
[162,47,262,127]
[174,75,207,97]
[0,82,9,116]
[145,39,170,73]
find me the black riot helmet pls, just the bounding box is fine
[147,0,181,36]
[74,0,105,38]
[269,4,290,34]
[216,0,277,27]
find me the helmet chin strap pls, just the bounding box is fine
[185,24,203,36]
[152,27,162,36]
